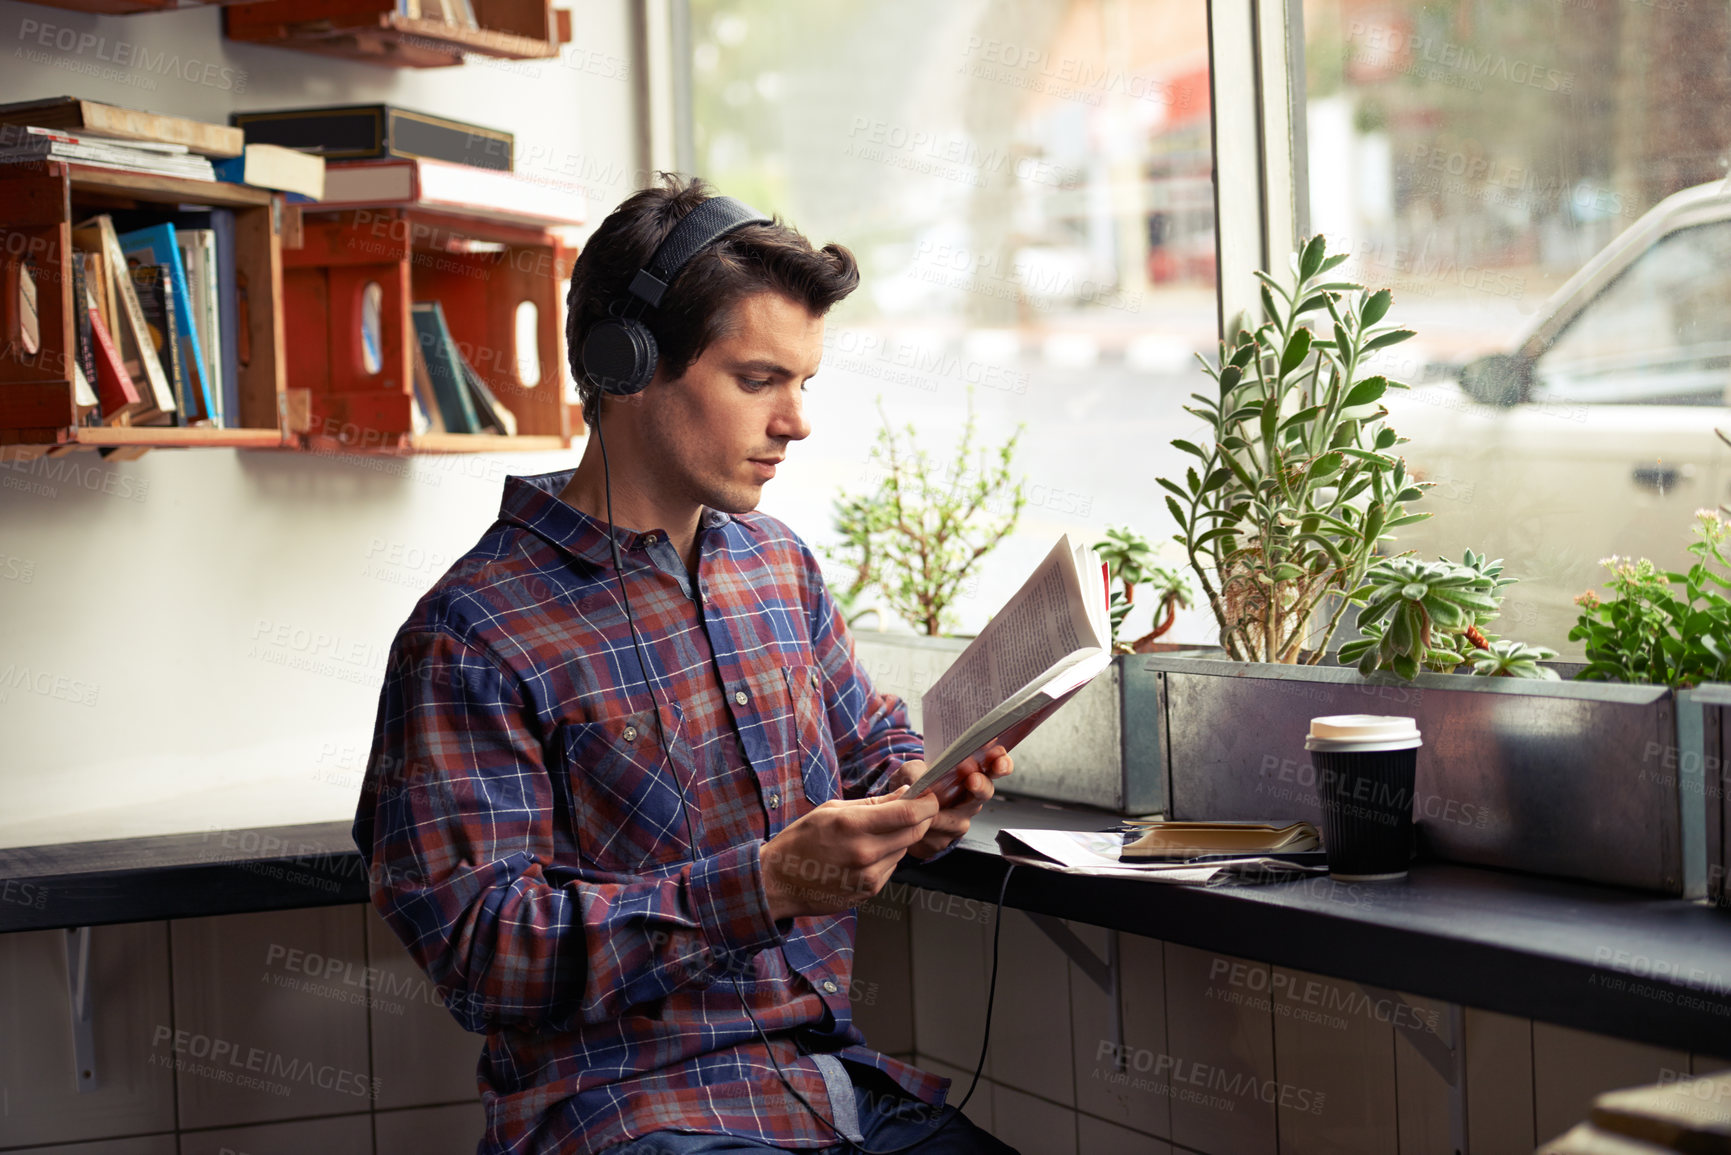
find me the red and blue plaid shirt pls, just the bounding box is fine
[353,468,946,1153]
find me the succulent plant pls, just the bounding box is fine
[1465,638,1561,679]
[1095,526,1192,651]
[1339,552,1509,679]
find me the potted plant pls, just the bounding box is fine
[1566,508,1731,904]
[1095,525,1195,653]
[826,394,1025,638]
[1164,234,1427,664]
[1147,238,1691,895]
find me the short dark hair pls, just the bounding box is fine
[565,174,859,424]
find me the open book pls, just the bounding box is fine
[907,534,1113,797]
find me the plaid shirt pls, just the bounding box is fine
[354,468,947,1154]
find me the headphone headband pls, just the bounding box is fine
[627,196,771,310]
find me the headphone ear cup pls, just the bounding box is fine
[581,318,659,396]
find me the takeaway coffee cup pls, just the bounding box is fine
[1305,714,1423,881]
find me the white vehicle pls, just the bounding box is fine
[1383,180,1731,654]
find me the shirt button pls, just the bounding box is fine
[734,690,748,706]
[767,792,780,809]
[622,725,638,742]
[821,980,838,995]
[644,532,658,545]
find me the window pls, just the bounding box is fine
[689,0,1216,636]
[1302,0,1731,653]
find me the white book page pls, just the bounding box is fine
[921,533,1104,759]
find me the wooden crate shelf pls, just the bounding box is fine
[0,161,289,454]
[301,431,566,455]
[284,207,574,453]
[225,0,572,68]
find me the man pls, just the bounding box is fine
[355,175,1019,1154]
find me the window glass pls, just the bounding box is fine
[1303,0,1731,654]
[690,0,1216,636]
[1534,221,1731,406]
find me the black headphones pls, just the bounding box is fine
[579,195,771,398]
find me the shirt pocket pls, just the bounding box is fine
[559,708,695,874]
[785,664,840,806]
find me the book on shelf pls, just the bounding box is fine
[161,211,241,427]
[69,258,96,391]
[462,360,518,436]
[71,215,174,424]
[175,229,225,427]
[1118,821,1322,861]
[211,143,325,200]
[127,264,191,421]
[0,124,216,181]
[409,332,441,435]
[318,158,583,227]
[79,250,115,343]
[82,282,146,424]
[0,96,243,156]
[231,104,512,171]
[908,534,1113,797]
[118,224,215,422]
[410,302,481,434]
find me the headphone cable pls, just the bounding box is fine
[729,858,1015,1154]
[593,412,702,858]
[593,404,1013,1153]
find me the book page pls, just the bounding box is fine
[922,534,1102,759]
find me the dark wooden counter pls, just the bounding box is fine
[6,797,1731,1055]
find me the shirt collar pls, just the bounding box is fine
[499,468,738,569]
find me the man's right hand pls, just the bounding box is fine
[759,785,939,921]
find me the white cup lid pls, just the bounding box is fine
[1307,714,1421,744]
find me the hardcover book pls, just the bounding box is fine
[231,104,512,171]
[410,302,480,434]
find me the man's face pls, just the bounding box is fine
[639,290,821,515]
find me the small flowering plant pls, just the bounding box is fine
[1569,510,1731,687]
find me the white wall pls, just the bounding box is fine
[0,0,636,848]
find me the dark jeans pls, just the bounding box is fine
[602,1064,1019,1154]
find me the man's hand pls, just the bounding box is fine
[759,787,939,922]
[893,745,1013,860]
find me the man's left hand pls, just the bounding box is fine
[890,746,1013,860]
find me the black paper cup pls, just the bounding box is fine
[1306,715,1422,881]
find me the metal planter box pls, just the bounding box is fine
[1154,656,1694,895]
[851,635,1169,814]
[1675,685,1731,906]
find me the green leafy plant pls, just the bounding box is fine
[824,395,1025,637]
[1164,235,1429,663]
[1569,510,1731,687]
[1094,526,1192,652]
[1339,551,1557,679]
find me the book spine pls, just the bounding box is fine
[412,305,479,434]
[86,304,143,421]
[130,265,187,423]
[210,210,241,427]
